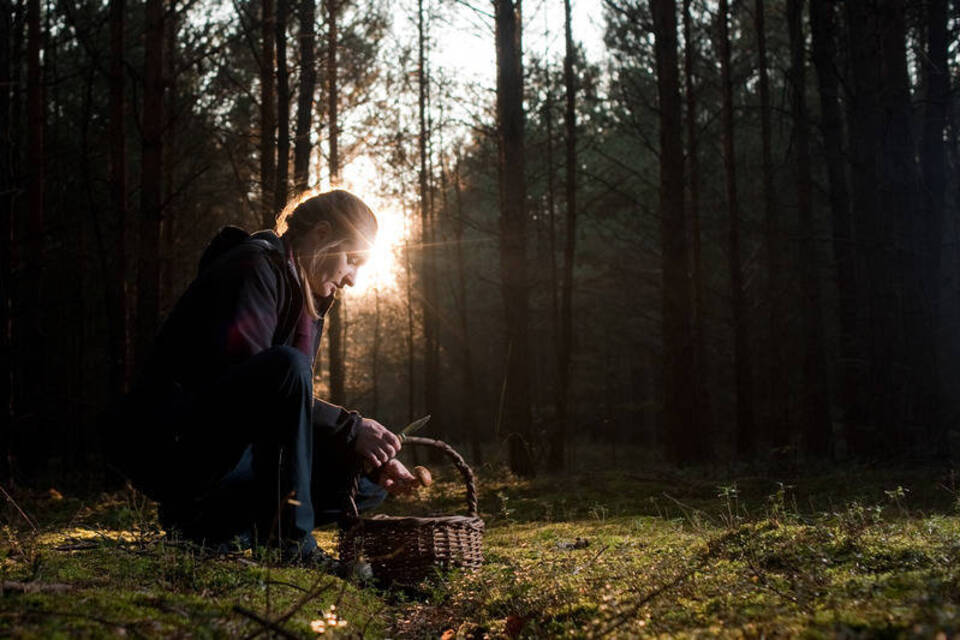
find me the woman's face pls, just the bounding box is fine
[303,224,372,298]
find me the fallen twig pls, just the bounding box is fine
[0,484,39,532]
[233,605,301,640]
[2,580,73,594]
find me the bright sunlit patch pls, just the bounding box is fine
[336,157,408,297]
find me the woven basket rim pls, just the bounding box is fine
[353,514,485,527]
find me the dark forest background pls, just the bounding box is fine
[1,0,958,488]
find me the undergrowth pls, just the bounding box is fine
[3,461,960,638]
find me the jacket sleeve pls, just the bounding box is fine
[312,398,361,453]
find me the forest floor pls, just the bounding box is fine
[3,453,960,638]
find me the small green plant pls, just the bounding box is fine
[495,491,513,522]
[884,485,910,517]
[717,483,741,528]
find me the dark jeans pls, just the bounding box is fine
[132,346,385,552]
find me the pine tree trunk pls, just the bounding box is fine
[919,0,948,454]
[494,0,534,476]
[788,0,831,457]
[260,0,276,228]
[551,0,576,471]
[653,0,697,463]
[810,0,856,453]
[718,0,754,460]
[137,0,164,373]
[418,0,438,423]
[107,0,128,394]
[453,150,481,464]
[325,0,345,405]
[293,0,315,191]
[876,0,915,451]
[0,0,13,483]
[755,0,786,450]
[275,0,290,211]
[683,0,710,450]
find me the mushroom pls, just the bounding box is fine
[413,465,433,487]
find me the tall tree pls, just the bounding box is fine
[326,0,345,405]
[293,0,316,191]
[755,0,785,449]
[494,0,534,476]
[683,0,710,448]
[275,0,290,211]
[877,0,915,450]
[717,0,754,459]
[260,0,277,228]
[919,0,949,453]
[653,0,697,463]
[787,0,831,456]
[137,0,165,371]
[810,0,855,448]
[108,0,128,392]
[0,0,13,483]
[550,0,577,470]
[418,0,439,423]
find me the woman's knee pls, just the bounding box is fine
[255,346,313,394]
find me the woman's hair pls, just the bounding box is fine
[276,189,378,251]
[276,189,377,318]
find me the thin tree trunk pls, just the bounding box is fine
[109,0,129,388]
[404,201,416,423]
[325,0,345,404]
[494,0,534,476]
[755,0,785,450]
[0,0,13,483]
[919,0,948,454]
[161,0,177,317]
[260,0,276,228]
[718,0,754,460]
[453,149,481,464]
[843,0,882,455]
[653,0,697,463]
[788,0,831,457]
[810,0,856,453]
[418,0,438,422]
[275,0,290,211]
[877,0,915,451]
[683,0,710,449]
[137,0,164,372]
[293,0,316,191]
[551,0,576,471]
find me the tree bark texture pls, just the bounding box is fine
[418,0,439,424]
[326,0,345,405]
[137,0,164,374]
[0,0,13,483]
[718,0,755,460]
[755,0,786,449]
[788,0,831,457]
[293,0,316,191]
[275,0,290,212]
[494,0,534,476]
[919,0,948,453]
[683,0,710,448]
[810,0,856,450]
[550,0,577,470]
[108,0,128,394]
[260,0,276,228]
[653,0,698,463]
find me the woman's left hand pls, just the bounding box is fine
[377,459,418,495]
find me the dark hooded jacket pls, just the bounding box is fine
[107,229,358,494]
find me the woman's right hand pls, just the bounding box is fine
[353,418,401,468]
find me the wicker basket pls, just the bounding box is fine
[337,436,484,585]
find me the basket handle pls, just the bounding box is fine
[343,436,479,521]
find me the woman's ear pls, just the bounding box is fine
[311,220,333,245]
